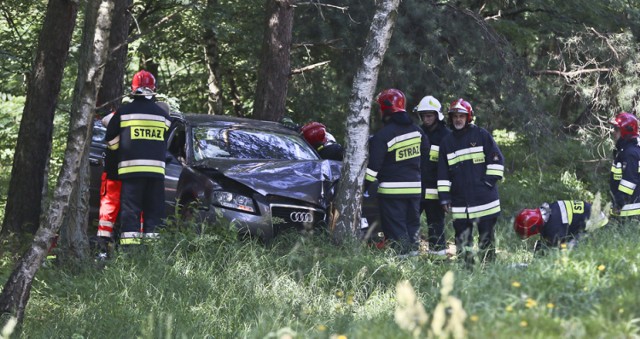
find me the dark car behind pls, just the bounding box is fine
[89,113,380,241]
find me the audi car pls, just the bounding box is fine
[89,113,379,241]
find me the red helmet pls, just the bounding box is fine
[514,208,544,239]
[131,70,156,95]
[610,112,639,140]
[300,122,327,147]
[448,98,473,123]
[376,89,406,115]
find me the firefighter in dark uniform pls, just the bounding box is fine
[105,70,172,246]
[414,95,451,256]
[300,122,344,161]
[609,112,640,218]
[365,89,430,256]
[437,98,504,266]
[514,200,607,251]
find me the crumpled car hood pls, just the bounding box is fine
[193,159,342,208]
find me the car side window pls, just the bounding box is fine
[168,124,187,163]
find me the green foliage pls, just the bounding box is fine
[0,1,46,96]
[6,215,638,337]
[496,128,609,217]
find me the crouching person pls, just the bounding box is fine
[514,200,607,251]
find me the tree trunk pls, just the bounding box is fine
[57,141,91,262]
[97,0,131,112]
[204,0,223,115]
[252,0,293,122]
[0,0,79,248]
[329,0,400,243]
[0,0,114,322]
[59,0,130,261]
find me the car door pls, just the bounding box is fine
[89,120,107,221]
[165,121,186,215]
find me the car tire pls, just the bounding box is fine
[180,200,216,235]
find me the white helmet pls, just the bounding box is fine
[414,95,443,121]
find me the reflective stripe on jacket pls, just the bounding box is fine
[609,138,640,216]
[437,124,504,220]
[366,115,430,198]
[105,98,172,179]
[540,201,590,246]
[421,122,451,200]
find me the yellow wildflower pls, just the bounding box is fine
[505,305,513,312]
[560,243,567,249]
[316,325,327,331]
[525,298,537,308]
[346,295,354,305]
[520,320,528,327]
[335,290,344,298]
[337,335,348,339]
[470,315,479,322]
[598,265,606,272]
[511,281,521,288]
[546,303,554,309]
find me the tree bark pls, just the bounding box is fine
[204,0,223,115]
[329,0,400,243]
[60,0,131,261]
[0,0,79,247]
[0,0,114,322]
[96,0,131,112]
[252,0,294,122]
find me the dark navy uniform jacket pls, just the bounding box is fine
[421,121,451,201]
[105,97,172,179]
[609,138,640,217]
[365,112,430,198]
[317,142,344,161]
[437,124,504,220]
[540,201,590,246]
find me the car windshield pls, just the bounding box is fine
[192,126,318,161]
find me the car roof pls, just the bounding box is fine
[177,113,299,135]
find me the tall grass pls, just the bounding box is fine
[11,216,639,338]
[2,130,638,338]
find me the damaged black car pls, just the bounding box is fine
[89,113,379,241]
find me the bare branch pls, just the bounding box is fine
[290,60,330,75]
[533,68,612,81]
[292,39,342,49]
[588,27,620,60]
[295,2,348,11]
[110,4,194,54]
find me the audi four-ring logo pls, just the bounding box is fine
[290,211,313,223]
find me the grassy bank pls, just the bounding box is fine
[9,216,638,338]
[2,131,637,338]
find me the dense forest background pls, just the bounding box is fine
[2,0,639,141]
[0,0,638,246]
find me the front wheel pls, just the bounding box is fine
[180,200,216,234]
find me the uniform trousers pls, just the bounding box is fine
[420,199,446,251]
[453,217,497,264]
[379,196,421,254]
[120,177,165,241]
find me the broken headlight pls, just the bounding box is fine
[211,191,256,213]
